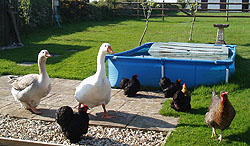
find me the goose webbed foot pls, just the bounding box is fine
[101,104,114,119]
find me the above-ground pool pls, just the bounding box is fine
[106,42,236,88]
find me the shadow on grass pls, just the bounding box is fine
[225,126,250,145]
[0,19,126,64]
[0,44,92,64]
[177,123,207,128]
[190,107,208,115]
[21,18,127,43]
[230,54,250,89]
[241,43,250,47]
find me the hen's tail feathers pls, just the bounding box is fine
[212,89,217,97]
[120,78,129,89]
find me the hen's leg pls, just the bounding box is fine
[101,104,114,119]
[78,103,81,110]
[211,127,218,138]
[218,130,223,143]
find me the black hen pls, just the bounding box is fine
[119,78,129,89]
[163,79,182,98]
[122,74,141,97]
[55,105,89,143]
[170,83,191,112]
[159,76,171,90]
[55,105,73,128]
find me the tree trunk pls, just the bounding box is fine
[139,19,149,46]
[189,14,196,41]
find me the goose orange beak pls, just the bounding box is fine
[45,52,52,58]
[107,46,114,54]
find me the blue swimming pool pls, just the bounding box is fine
[106,42,236,88]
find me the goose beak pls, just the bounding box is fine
[107,46,114,54]
[45,52,52,58]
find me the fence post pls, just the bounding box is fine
[162,0,164,21]
[226,0,229,21]
[137,0,140,18]
[52,0,55,22]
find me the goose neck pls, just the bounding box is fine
[96,51,106,75]
[38,57,48,78]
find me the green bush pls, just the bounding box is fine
[18,0,31,25]
[59,0,89,20]
[59,0,112,21]
[18,0,52,29]
[29,0,51,27]
[88,1,113,21]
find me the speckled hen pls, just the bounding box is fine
[205,90,236,142]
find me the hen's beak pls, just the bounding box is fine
[107,46,114,54]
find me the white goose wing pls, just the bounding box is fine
[9,74,39,90]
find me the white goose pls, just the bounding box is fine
[75,43,114,119]
[8,50,52,114]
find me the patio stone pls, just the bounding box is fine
[127,113,178,131]
[0,75,178,132]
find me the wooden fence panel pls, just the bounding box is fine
[0,0,18,47]
[0,0,7,47]
[111,2,250,20]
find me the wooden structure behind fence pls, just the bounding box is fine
[0,0,18,47]
[111,2,250,21]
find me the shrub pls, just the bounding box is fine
[18,0,52,29]
[59,0,89,20]
[29,0,52,27]
[59,0,113,21]
[88,0,113,21]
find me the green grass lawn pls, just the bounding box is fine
[0,13,250,145]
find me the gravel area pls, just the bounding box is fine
[0,114,167,146]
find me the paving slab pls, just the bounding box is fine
[7,105,36,119]
[115,90,166,102]
[32,104,59,122]
[0,102,37,119]
[0,94,14,102]
[0,100,14,110]
[50,78,79,95]
[40,94,78,107]
[127,113,178,131]
[0,75,9,86]
[0,75,178,132]
[88,97,127,114]
[118,100,163,114]
[89,110,137,128]
[0,88,11,97]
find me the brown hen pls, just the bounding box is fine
[205,90,236,142]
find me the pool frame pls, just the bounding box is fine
[106,42,236,88]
